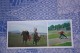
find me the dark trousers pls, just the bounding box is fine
[59,34,67,39]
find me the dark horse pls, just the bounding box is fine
[21,31,31,44]
[33,29,41,45]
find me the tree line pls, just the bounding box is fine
[48,22,70,30]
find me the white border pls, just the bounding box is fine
[70,20,74,48]
[7,19,74,49]
[47,21,49,47]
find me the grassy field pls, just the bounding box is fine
[8,33,47,47]
[53,42,72,46]
[48,30,72,46]
[48,30,71,39]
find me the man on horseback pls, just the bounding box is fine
[33,28,40,45]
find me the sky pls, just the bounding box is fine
[7,21,47,33]
[7,20,71,33]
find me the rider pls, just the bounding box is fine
[33,28,39,45]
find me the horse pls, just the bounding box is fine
[21,31,31,44]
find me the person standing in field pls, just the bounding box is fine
[59,31,68,39]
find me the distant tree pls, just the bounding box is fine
[62,22,70,30]
[48,22,70,31]
[54,25,58,30]
[48,25,54,30]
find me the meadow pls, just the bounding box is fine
[8,32,47,47]
[53,42,72,46]
[48,30,72,46]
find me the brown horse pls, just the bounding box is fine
[21,31,31,44]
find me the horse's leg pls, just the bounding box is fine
[25,37,28,45]
[33,40,34,44]
[25,41,26,44]
[35,40,38,45]
[33,39,35,45]
[33,39,34,44]
[23,39,24,43]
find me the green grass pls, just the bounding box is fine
[48,33,59,39]
[53,42,72,46]
[8,33,47,47]
[48,30,71,39]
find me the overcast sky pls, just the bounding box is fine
[7,21,47,33]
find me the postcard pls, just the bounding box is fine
[7,20,73,48]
